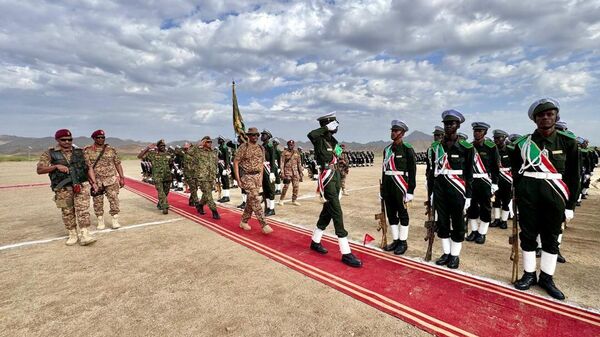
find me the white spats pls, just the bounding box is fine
[541,251,558,275]
[399,225,409,241]
[338,236,351,255]
[558,233,563,244]
[450,241,462,256]
[478,222,490,235]
[223,189,230,197]
[469,218,479,231]
[582,188,588,195]
[267,199,275,210]
[390,224,399,240]
[501,210,510,222]
[522,250,537,273]
[311,228,324,243]
[242,194,247,203]
[493,208,501,220]
[441,238,451,254]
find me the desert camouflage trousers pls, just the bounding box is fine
[93,182,120,216]
[54,183,91,230]
[198,180,217,211]
[280,175,300,201]
[186,176,199,205]
[240,173,267,227]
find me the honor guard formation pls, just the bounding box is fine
[37,98,599,301]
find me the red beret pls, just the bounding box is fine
[91,129,105,138]
[54,129,72,140]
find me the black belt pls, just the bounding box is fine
[244,171,260,175]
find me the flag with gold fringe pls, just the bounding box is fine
[232,81,248,143]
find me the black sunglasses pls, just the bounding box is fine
[95,136,105,139]
[59,138,73,142]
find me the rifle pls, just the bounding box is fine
[374,180,388,249]
[215,177,222,200]
[509,194,519,283]
[423,197,436,261]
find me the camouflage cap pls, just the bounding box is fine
[201,136,211,141]
[156,139,166,146]
[246,127,259,135]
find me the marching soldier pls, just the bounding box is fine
[307,112,362,268]
[216,136,232,203]
[37,129,98,246]
[85,130,125,230]
[261,129,277,216]
[578,138,592,204]
[176,142,199,206]
[273,138,283,195]
[196,137,220,219]
[381,120,416,255]
[511,98,580,300]
[233,127,273,234]
[490,129,512,229]
[427,110,474,269]
[339,144,350,196]
[465,122,500,244]
[278,140,303,206]
[138,139,173,214]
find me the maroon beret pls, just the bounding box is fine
[54,129,72,139]
[91,129,105,138]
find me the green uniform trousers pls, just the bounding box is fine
[316,171,348,238]
[155,180,170,210]
[198,180,217,211]
[186,176,199,205]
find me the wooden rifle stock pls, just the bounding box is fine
[375,180,388,249]
[424,198,436,261]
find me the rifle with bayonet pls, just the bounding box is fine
[374,180,388,249]
[423,195,436,261]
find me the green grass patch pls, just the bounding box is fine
[0,154,35,162]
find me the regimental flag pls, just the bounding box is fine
[232,81,248,144]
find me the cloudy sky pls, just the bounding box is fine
[1,0,599,143]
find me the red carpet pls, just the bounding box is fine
[125,178,600,337]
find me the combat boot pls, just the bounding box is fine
[557,251,566,263]
[239,221,251,231]
[435,254,450,265]
[342,189,350,196]
[394,240,408,255]
[211,209,220,220]
[291,201,301,206]
[162,208,168,215]
[96,215,105,230]
[383,239,399,252]
[277,200,285,206]
[310,241,328,254]
[196,204,205,215]
[217,196,230,203]
[111,214,121,229]
[341,253,362,268]
[79,228,97,246]
[237,202,246,209]
[514,271,537,290]
[261,225,273,234]
[265,208,275,217]
[447,255,460,269]
[188,198,194,206]
[465,231,478,242]
[66,229,79,246]
[538,272,565,300]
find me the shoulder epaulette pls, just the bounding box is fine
[512,134,529,146]
[431,140,440,147]
[459,140,473,149]
[404,142,413,149]
[507,144,515,150]
[484,139,496,148]
[557,130,576,140]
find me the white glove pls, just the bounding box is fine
[584,174,591,180]
[491,184,499,194]
[464,198,471,213]
[404,193,414,203]
[326,120,339,131]
[269,172,276,183]
[564,209,574,223]
[221,170,228,176]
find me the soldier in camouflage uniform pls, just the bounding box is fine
[233,127,273,234]
[138,139,173,214]
[37,129,98,246]
[176,142,199,206]
[85,130,125,230]
[278,139,303,206]
[338,144,350,196]
[196,136,220,219]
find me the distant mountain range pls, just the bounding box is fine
[0,131,433,157]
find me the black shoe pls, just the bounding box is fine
[217,196,230,203]
[211,210,220,220]
[475,234,486,244]
[514,271,537,290]
[310,241,328,254]
[188,199,194,206]
[162,208,168,215]
[582,194,588,199]
[557,251,566,263]
[157,203,160,209]
[394,240,408,255]
[536,248,542,258]
[489,219,500,228]
[264,209,275,217]
[176,187,183,191]
[275,190,281,195]
[447,255,460,269]
[237,202,246,209]
[341,253,362,268]
[435,254,450,265]
[499,221,508,229]
[576,201,581,207]
[538,272,565,300]
[383,239,399,252]
[466,231,479,241]
[196,204,205,215]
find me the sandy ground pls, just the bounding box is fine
[1,160,599,336]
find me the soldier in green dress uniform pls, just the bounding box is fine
[138,139,173,214]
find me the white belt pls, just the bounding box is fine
[500,168,511,172]
[437,169,463,175]
[473,173,489,178]
[385,170,405,175]
[523,172,562,180]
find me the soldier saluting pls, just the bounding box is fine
[381,120,417,255]
[138,139,173,214]
[511,98,580,300]
[307,112,362,268]
[427,110,474,269]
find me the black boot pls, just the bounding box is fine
[475,233,486,244]
[489,219,500,228]
[310,241,328,254]
[557,251,566,263]
[341,253,362,268]
[576,201,581,207]
[538,271,565,300]
[275,190,281,195]
[188,199,195,206]
[499,221,508,229]
[162,208,168,215]
[383,239,399,252]
[447,255,460,269]
[514,271,537,290]
[466,231,478,241]
[394,240,408,255]
[265,208,275,216]
[211,210,220,219]
[435,254,450,265]
[196,204,205,215]
[237,202,246,209]
[217,196,230,203]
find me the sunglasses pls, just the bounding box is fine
[205,140,213,143]
[247,133,259,137]
[95,136,105,139]
[59,138,73,142]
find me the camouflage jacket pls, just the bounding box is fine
[281,148,302,178]
[84,144,121,186]
[144,150,172,181]
[197,147,217,181]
